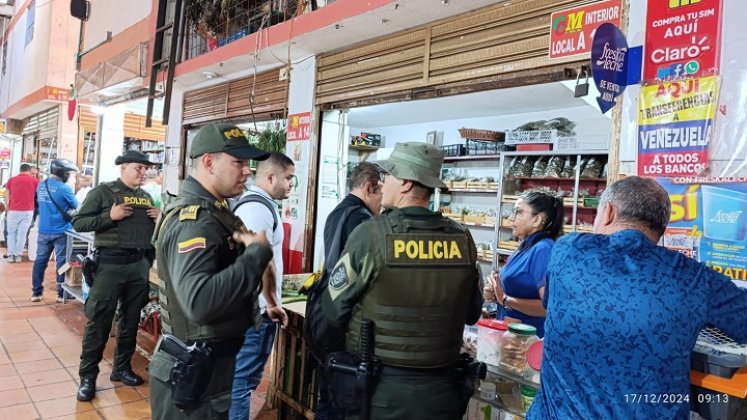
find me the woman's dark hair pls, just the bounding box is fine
[522,191,564,240]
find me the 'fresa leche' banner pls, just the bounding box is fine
[638,76,719,177]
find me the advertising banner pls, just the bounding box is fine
[549,0,622,60]
[287,112,311,141]
[643,0,722,81]
[591,23,629,114]
[638,76,719,177]
[659,178,747,283]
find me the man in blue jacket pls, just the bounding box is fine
[31,159,79,302]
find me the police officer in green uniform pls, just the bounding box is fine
[149,123,288,419]
[73,150,160,401]
[312,142,483,419]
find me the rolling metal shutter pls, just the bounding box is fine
[316,0,595,108]
[182,68,288,125]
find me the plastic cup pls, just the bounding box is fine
[701,185,747,242]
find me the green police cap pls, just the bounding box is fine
[189,123,270,161]
[376,142,447,189]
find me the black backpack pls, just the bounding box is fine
[305,204,371,362]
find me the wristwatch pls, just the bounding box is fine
[502,295,512,311]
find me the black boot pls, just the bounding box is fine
[77,377,96,401]
[110,369,144,386]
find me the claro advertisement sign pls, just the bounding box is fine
[659,177,747,283]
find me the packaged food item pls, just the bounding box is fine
[520,385,538,413]
[499,323,537,375]
[476,319,507,367]
[531,157,548,177]
[508,156,535,177]
[581,157,604,178]
[462,325,479,354]
[560,156,574,178]
[544,156,564,178]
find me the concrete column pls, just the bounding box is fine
[57,104,79,162]
[96,104,125,184]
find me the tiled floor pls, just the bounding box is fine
[0,249,278,419]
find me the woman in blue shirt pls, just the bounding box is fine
[484,191,563,337]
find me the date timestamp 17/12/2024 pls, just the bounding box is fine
[624,393,729,404]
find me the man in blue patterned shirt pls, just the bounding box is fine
[529,176,747,419]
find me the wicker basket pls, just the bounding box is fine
[458,128,505,141]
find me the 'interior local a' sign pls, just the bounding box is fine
[549,0,622,60]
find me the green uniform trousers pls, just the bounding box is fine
[79,259,149,378]
[149,349,236,419]
[350,374,464,420]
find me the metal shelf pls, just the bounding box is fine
[446,188,499,193]
[507,176,606,182]
[444,154,501,162]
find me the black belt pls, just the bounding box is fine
[98,249,144,264]
[380,364,454,377]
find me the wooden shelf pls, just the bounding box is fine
[462,222,495,228]
[445,188,499,194]
[496,248,515,256]
[142,149,164,153]
[349,144,379,152]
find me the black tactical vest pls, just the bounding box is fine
[345,208,478,368]
[153,196,260,341]
[94,181,155,249]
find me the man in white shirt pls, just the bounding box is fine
[230,152,295,420]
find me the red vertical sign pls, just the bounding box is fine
[643,0,722,81]
[287,112,311,141]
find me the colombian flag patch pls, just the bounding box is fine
[178,237,206,253]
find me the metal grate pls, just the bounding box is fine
[696,327,747,357]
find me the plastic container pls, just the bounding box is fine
[477,319,508,367]
[523,339,543,384]
[520,384,537,413]
[499,323,537,375]
[480,380,496,400]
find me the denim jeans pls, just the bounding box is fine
[6,211,33,257]
[31,233,67,297]
[229,317,277,420]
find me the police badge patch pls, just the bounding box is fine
[328,265,348,290]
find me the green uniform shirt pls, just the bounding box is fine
[158,177,273,336]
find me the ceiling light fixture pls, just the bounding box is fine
[203,71,218,79]
[442,0,449,5]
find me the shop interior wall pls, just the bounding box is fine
[312,101,612,268]
[618,0,747,177]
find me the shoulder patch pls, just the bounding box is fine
[179,205,200,221]
[328,265,349,290]
[178,237,206,253]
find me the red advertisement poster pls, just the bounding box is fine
[549,0,622,60]
[46,86,70,101]
[643,0,722,81]
[287,112,311,141]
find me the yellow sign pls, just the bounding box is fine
[669,0,702,8]
[386,233,471,266]
[639,76,719,126]
[0,119,6,135]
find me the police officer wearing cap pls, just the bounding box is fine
[72,150,159,401]
[149,123,288,419]
[312,142,483,419]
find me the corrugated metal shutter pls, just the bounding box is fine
[316,0,595,107]
[22,106,60,139]
[79,108,98,133]
[182,68,288,125]
[124,113,166,141]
